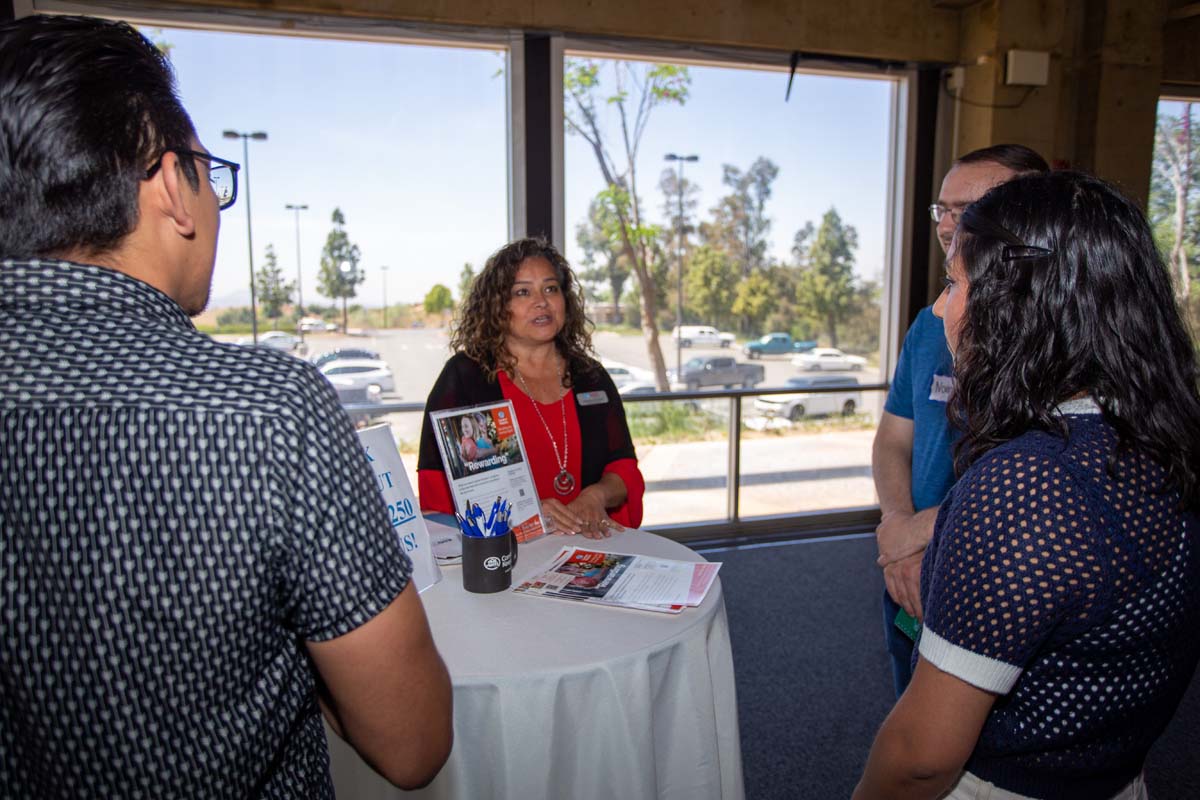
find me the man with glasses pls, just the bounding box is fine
[872,144,1049,696]
[0,15,451,798]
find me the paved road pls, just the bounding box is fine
[233,327,885,399]
[216,327,885,521]
[593,329,884,387]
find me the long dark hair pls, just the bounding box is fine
[450,237,595,385]
[950,171,1200,509]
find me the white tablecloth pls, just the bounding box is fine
[326,529,744,800]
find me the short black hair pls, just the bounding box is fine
[0,14,198,258]
[955,143,1050,176]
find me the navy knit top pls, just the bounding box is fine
[918,403,1200,799]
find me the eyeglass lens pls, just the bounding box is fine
[209,165,235,209]
[929,205,959,224]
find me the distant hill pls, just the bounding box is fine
[208,287,251,309]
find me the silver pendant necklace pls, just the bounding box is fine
[515,366,576,496]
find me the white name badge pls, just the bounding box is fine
[577,390,610,406]
[929,374,955,403]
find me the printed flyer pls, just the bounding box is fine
[429,401,546,543]
[513,547,721,614]
[357,424,442,592]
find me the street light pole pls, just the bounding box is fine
[223,129,268,343]
[664,153,699,380]
[285,203,308,341]
[380,266,389,329]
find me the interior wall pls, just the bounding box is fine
[949,0,1166,209]
[150,0,962,63]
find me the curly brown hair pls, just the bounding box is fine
[450,237,596,386]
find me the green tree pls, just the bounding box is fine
[762,265,810,338]
[838,278,882,354]
[317,207,363,333]
[254,244,294,329]
[216,307,254,328]
[701,157,779,276]
[732,271,777,334]
[458,263,476,302]
[683,245,738,329]
[424,284,454,315]
[565,58,690,390]
[794,208,859,347]
[658,166,701,252]
[576,195,632,324]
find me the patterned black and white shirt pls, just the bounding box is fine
[0,260,412,798]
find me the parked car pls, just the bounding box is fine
[669,356,765,391]
[298,316,338,333]
[236,331,302,353]
[671,325,735,348]
[742,332,819,359]
[311,348,382,369]
[754,375,862,422]
[792,347,868,371]
[319,358,395,393]
[603,360,654,388]
[330,382,385,427]
[617,380,662,397]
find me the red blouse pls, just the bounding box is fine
[417,371,644,528]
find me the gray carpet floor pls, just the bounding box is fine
[700,535,1200,800]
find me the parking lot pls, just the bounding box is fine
[215,327,886,523]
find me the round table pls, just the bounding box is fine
[326,529,745,800]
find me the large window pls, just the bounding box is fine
[1152,96,1199,342]
[562,48,904,526]
[39,3,913,537]
[134,21,510,455]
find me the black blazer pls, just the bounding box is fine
[417,353,637,490]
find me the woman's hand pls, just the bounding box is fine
[543,485,624,539]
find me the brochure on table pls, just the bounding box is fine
[357,424,442,592]
[429,401,546,543]
[514,547,721,614]
[425,515,463,565]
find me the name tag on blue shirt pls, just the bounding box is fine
[577,390,609,406]
[929,374,955,403]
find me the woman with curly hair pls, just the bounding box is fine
[856,171,1200,800]
[418,238,644,537]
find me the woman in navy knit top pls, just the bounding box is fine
[856,171,1200,800]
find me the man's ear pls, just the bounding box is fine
[148,151,198,238]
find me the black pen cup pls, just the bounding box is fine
[461,530,518,593]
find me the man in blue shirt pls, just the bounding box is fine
[872,144,1049,696]
[0,15,451,797]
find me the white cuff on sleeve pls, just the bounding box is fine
[919,625,1022,694]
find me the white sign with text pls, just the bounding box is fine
[357,424,442,593]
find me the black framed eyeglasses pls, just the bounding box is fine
[146,149,240,211]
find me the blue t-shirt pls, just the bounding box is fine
[883,306,956,511]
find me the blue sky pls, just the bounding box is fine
[156,26,894,309]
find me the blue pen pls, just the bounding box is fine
[486,496,500,532]
[460,507,484,538]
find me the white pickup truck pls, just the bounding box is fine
[671,325,736,348]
